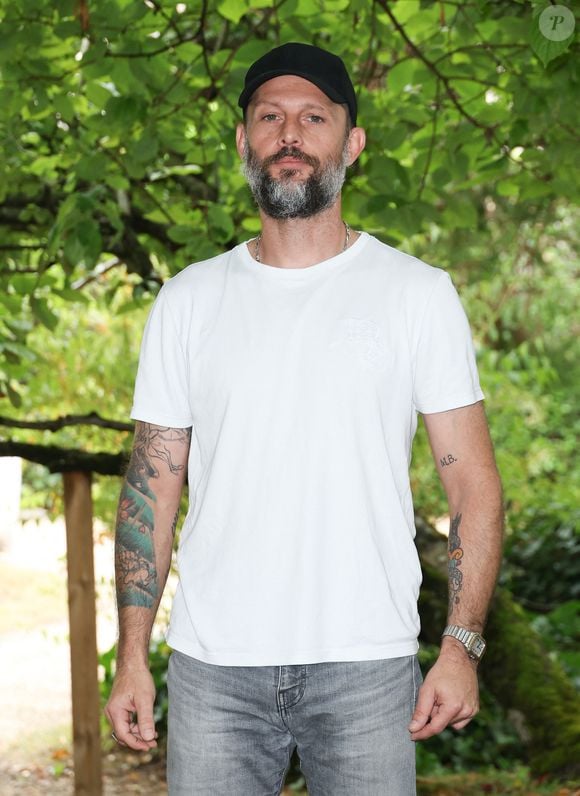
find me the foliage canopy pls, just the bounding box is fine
[0,0,578,400]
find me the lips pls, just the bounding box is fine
[265,147,319,169]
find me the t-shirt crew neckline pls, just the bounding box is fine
[238,231,370,280]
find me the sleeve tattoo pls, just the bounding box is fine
[447,512,464,616]
[116,424,191,608]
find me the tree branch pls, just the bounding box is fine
[104,32,202,59]
[417,77,441,200]
[377,0,491,132]
[0,412,133,433]
[0,440,127,475]
[0,245,44,252]
[377,1,541,173]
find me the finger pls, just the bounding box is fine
[410,704,459,741]
[450,712,476,731]
[120,733,151,751]
[106,704,153,751]
[116,722,155,751]
[133,695,157,747]
[110,730,128,748]
[128,718,159,746]
[408,683,436,734]
[110,721,152,751]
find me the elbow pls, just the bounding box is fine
[448,467,504,519]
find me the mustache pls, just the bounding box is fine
[262,147,320,169]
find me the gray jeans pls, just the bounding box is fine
[167,650,421,795]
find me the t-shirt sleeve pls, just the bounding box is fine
[130,287,193,428]
[412,271,484,414]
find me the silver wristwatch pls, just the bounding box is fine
[442,625,487,661]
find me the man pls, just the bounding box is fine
[105,42,503,795]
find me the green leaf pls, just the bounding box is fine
[387,60,417,94]
[1,341,36,362]
[104,95,147,127]
[53,92,76,122]
[75,153,110,181]
[530,28,573,67]
[30,296,59,331]
[55,288,90,304]
[530,3,576,67]
[496,180,520,198]
[293,0,320,16]
[241,217,261,233]
[207,204,234,243]
[167,225,194,244]
[217,0,249,23]
[9,274,37,295]
[104,173,131,191]
[63,219,103,268]
[85,81,118,109]
[129,131,159,164]
[6,381,22,408]
[443,195,478,229]
[389,0,420,25]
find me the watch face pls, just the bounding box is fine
[469,636,486,659]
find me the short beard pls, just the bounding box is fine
[242,136,350,220]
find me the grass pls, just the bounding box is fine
[0,560,67,634]
[283,771,579,795]
[281,768,580,795]
[416,768,580,794]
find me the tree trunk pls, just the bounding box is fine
[416,519,580,778]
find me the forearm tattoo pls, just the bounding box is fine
[447,512,464,615]
[116,424,191,608]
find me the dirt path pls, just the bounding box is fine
[0,619,168,795]
[0,515,169,794]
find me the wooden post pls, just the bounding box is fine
[63,470,103,796]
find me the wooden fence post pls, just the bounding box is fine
[63,470,103,796]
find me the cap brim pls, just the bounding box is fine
[238,70,348,113]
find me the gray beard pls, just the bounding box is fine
[242,139,349,220]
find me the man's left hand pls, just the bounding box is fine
[408,644,479,741]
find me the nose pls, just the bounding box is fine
[278,118,302,147]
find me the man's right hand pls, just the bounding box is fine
[105,667,158,751]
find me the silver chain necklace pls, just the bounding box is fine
[254,221,351,263]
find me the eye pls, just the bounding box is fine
[261,113,279,122]
[307,115,325,123]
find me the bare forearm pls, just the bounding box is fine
[115,526,172,668]
[446,474,504,632]
[115,487,175,666]
[414,403,503,740]
[114,422,190,668]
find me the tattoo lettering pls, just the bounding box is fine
[116,424,191,608]
[447,512,464,615]
[440,453,458,467]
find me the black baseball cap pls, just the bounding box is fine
[238,42,357,126]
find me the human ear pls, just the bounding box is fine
[235,123,247,159]
[346,127,366,165]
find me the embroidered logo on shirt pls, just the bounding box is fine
[329,317,388,372]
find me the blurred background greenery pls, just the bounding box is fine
[1,0,578,791]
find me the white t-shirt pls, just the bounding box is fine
[131,232,484,666]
